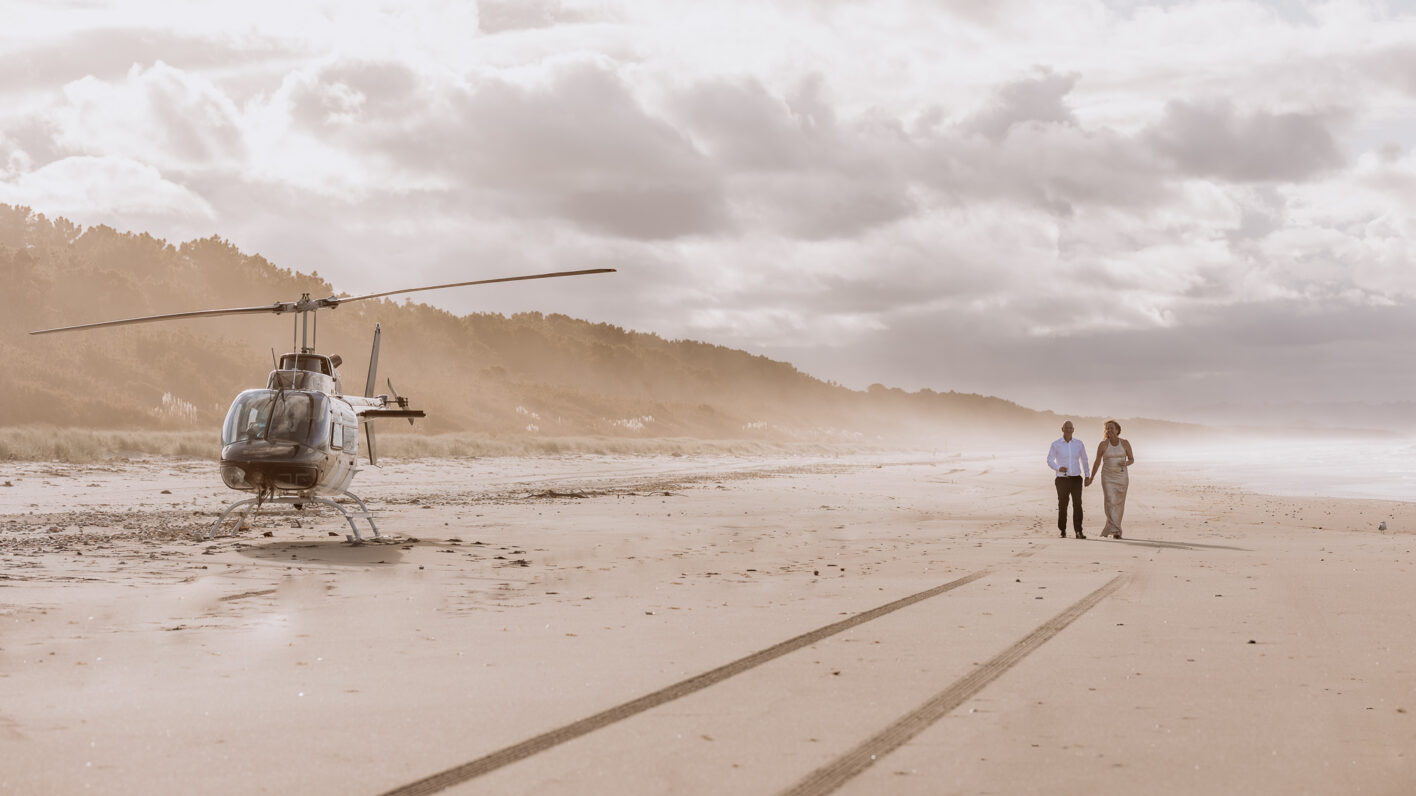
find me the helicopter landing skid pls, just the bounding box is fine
[208,492,382,542]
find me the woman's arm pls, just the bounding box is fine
[1085,441,1106,486]
[1122,438,1134,466]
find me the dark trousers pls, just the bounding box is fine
[1055,476,1083,533]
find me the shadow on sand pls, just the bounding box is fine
[234,539,412,566]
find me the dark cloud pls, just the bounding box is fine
[963,68,1079,142]
[772,297,1416,419]
[917,122,1169,216]
[669,74,915,239]
[1145,98,1345,182]
[293,58,729,239]
[1365,43,1416,96]
[1223,185,1285,245]
[555,186,729,239]
[476,0,599,34]
[929,0,1036,27]
[893,69,1175,216]
[670,77,808,171]
[810,255,998,315]
[2,116,63,165]
[753,175,915,240]
[784,73,837,133]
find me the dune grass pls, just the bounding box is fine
[0,426,874,463]
[0,426,216,463]
[375,433,865,459]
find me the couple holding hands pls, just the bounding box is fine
[1047,419,1134,540]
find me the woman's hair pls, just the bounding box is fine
[1105,419,1122,433]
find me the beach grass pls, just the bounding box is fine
[0,426,872,463]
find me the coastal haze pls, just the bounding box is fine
[3,2,1416,796]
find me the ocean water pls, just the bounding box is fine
[1153,436,1416,503]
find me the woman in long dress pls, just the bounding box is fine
[1086,419,1134,538]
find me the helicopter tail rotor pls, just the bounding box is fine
[387,378,415,426]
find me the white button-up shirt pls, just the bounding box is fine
[1048,437,1090,478]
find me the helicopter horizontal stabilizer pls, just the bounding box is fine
[359,409,426,420]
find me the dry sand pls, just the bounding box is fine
[2,450,1414,795]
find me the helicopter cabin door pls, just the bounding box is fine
[321,401,361,495]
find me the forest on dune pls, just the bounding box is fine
[0,204,1068,444]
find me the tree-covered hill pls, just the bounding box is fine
[0,204,1084,443]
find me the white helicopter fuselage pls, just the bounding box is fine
[219,353,386,498]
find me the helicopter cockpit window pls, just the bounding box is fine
[222,390,330,448]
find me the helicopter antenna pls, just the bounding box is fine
[28,268,616,336]
[270,348,277,369]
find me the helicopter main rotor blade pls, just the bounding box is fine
[29,267,616,336]
[28,303,290,335]
[329,268,616,306]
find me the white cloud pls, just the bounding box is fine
[50,63,246,171]
[0,155,215,220]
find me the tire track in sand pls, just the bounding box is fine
[380,568,993,796]
[780,573,1130,796]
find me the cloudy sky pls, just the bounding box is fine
[3,0,1414,425]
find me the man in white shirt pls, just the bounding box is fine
[1047,420,1089,539]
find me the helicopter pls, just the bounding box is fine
[29,268,615,541]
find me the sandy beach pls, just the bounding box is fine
[2,450,1415,795]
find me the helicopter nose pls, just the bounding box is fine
[222,461,319,491]
[221,438,322,493]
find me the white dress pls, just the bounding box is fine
[1100,440,1129,537]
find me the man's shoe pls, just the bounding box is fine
[1060,531,1067,538]
[1075,532,1086,539]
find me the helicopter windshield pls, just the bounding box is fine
[222,390,328,447]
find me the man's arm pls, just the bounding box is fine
[1086,441,1104,486]
[1079,440,1091,479]
[1046,441,1060,474]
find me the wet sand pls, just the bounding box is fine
[2,452,1414,794]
